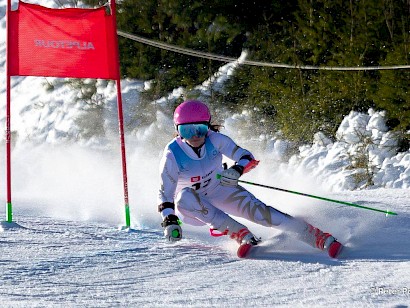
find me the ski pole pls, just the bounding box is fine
[217,175,397,216]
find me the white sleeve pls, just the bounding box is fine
[157,146,179,206]
[208,131,254,167]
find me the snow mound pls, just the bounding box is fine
[281,110,409,191]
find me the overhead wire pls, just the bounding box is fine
[117,30,410,71]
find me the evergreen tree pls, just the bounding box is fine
[373,0,410,132]
[80,0,409,145]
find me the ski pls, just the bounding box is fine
[237,242,256,258]
[236,238,347,260]
[327,240,344,259]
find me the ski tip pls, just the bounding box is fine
[328,241,345,259]
[237,243,254,258]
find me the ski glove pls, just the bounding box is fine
[161,214,182,242]
[220,165,244,187]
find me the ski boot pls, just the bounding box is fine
[234,229,261,258]
[211,217,260,258]
[307,224,344,259]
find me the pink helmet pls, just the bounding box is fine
[173,100,211,125]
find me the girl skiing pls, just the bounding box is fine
[157,100,343,258]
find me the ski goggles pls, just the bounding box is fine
[177,123,209,139]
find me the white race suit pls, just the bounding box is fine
[157,130,311,238]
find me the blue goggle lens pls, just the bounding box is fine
[178,123,209,139]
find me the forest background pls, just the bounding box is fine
[78,0,408,147]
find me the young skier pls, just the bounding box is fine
[157,100,343,258]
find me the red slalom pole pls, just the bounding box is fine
[110,0,131,228]
[5,0,13,223]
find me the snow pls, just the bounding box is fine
[281,110,409,191]
[1,191,410,307]
[1,1,410,307]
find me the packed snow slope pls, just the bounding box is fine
[1,191,409,307]
[1,0,410,307]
